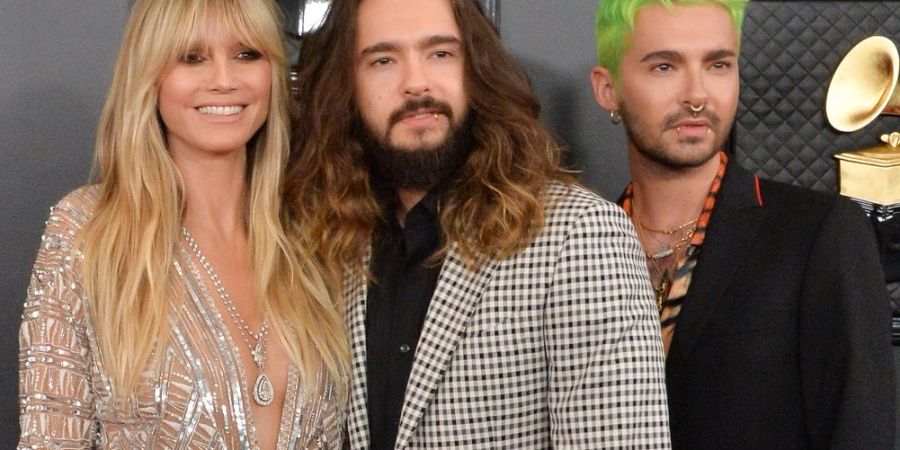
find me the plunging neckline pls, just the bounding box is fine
[178,245,299,449]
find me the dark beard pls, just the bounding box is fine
[358,98,473,191]
[621,102,724,171]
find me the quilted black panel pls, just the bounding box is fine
[737,2,900,342]
[736,1,900,192]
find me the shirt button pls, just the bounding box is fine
[399,344,411,354]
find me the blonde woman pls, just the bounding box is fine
[18,0,347,448]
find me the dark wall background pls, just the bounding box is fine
[0,1,130,444]
[501,0,628,198]
[0,0,896,447]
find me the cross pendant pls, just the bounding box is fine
[655,278,670,313]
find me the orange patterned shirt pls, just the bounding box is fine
[620,152,728,355]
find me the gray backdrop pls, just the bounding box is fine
[1,1,131,443]
[1,0,895,447]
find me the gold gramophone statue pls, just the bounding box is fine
[826,36,900,208]
[827,36,900,341]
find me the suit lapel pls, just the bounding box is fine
[346,248,372,450]
[667,162,768,368]
[394,243,498,450]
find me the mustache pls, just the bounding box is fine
[388,97,454,128]
[661,108,721,130]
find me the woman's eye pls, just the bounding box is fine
[181,52,205,64]
[237,49,263,61]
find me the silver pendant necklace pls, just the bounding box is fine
[182,228,274,406]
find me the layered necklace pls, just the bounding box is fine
[635,217,697,312]
[638,218,697,259]
[182,228,275,406]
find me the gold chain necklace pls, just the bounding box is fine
[638,217,698,235]
[643,223,696,260]
[634,217,696,313]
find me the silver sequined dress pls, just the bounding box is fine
[19,187,346,449]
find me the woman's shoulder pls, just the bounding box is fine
[36,185,103,257]
[45,185,102,234]
[24,186,101,331]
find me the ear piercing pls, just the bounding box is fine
[610,110,622,125]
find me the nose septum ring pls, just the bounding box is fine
[689,104,705,115]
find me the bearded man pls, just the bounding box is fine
[287,0,671,448]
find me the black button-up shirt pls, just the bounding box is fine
[366,191,443,450]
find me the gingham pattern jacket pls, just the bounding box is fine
[345,182,671,449]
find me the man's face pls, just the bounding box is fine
[593,4,739,170]
[354,0,470,188]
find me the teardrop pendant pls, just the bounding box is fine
[253,372,274,406]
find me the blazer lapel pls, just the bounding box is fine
[667,162,768,368]
[346,248,372,450]
[393,244,499,450]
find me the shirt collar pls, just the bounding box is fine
[402,188,441,229]
[379,185,442,233]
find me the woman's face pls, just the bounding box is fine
[158,18,272,158]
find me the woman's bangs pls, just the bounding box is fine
[215,1,286,65]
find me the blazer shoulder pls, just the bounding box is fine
[753,177,872,240]
[540,181,634,237]
[756,177,854,217]
[756,177,838,208]
[545,181,622,215]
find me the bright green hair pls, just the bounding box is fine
[595,0,747,78]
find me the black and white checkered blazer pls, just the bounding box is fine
[344,182,671,449]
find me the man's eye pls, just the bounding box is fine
[237,49,263,61]
[372,57,392,66]
[711,61,732,70]
[652,63,672,72]
[181,52,205,64]
[434,50,452,58]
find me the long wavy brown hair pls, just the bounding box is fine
[285,0,574,274]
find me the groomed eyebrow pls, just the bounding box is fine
[703,49,737,61]
[421,35,461,49]
[640,49,737,63]
[640,50,683,63]
[359,34,461,57]
[360,42,400,57]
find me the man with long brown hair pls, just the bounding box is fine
[288,0,671,448]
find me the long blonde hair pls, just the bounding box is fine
[81,0,347,400]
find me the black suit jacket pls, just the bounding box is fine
[665,161,895,449]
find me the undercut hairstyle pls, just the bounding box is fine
[81,0,347,401]
[595,0,747,78]
[286,0,574,273]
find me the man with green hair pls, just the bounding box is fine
[591,0,894,448]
